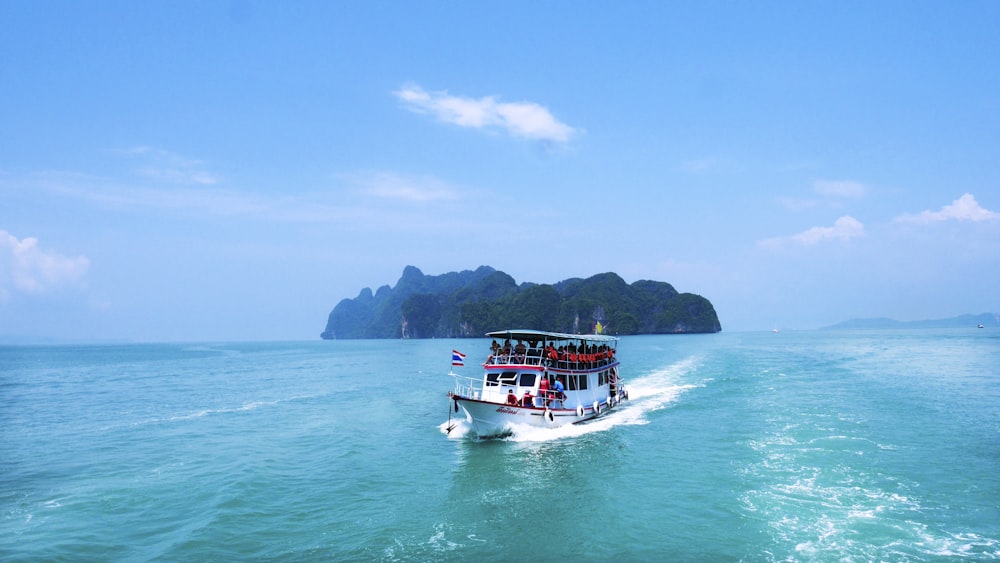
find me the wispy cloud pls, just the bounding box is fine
[813,180,867,198]
[759,215,865,249]
[793,216,865,244]
[5,167,467,227]
[348,171,461,202]
[776,196,823,212]
[394,84,577,143]
[119,146,221,185]
[0,230,89,299]
[779,179,869,211]
[679,157,741,174]
[27,171,270,216]
[894,193,998,224]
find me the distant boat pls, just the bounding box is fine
[772,328,780,333]
[978,324,985,329]
[447,329,626,438]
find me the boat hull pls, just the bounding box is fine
[452,395,614,437]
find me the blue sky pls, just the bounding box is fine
[2,1,998,342]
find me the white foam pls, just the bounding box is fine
[439,418,474,438]
[426,524,461,552]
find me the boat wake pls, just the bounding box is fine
[100,393,329,433]
[440,355,704,442]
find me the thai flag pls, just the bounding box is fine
[451,350,466,366]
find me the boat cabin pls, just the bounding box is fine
[454,329,620,411]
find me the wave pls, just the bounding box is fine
[741,423,1000,560]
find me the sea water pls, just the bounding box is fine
[2,330,998,561]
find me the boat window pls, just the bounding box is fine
[578,374,588,390]
[486,373,501,387]
[518,373,537,387]
[567,375,577,391]
[500,371,518,385]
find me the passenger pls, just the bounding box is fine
[545,344,558,364]
[506,389,518,405]
[553,377,566,407]
[514,340,526,362]
[539,375,550,406]
[521,390,533,407]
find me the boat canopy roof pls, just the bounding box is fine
[485,329,619,344]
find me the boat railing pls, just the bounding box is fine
[485,351,618,370]
[450,373,482,400]
[485,352,545,367]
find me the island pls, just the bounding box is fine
[321,266,722,339]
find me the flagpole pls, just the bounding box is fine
[446,348,466,434]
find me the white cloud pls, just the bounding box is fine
[681,158,716,173]
[777,196,822,212]
[8,167,466,228]
[679,157,743,174]
[793,215,866,244]
[778,180,868,211]
[759,215,865,248]
[29,171,269,216]
[120,146,221,185]
[350,171,461,202]
[813,180,867,198]
[895,193,999,224]
[0,230,90,298]
[394,84,577,143]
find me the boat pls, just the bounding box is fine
[447,329,627,438]
[978,324,985,329]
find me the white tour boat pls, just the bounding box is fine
[447,329,627,438]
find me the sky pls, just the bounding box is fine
[1,1,998,342]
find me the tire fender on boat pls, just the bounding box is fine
[623,389,628,401]
[545,409,554,422]
[453,399,459,413]
[593,401,600,414]
[576,405,584,417]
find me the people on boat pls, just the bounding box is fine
[521,390,533,407]
[539,375,550,405]
[552,377,566,408]
[487,340,500,363]
[554,377,566,397]
[514,340,526,362]
[506,389,518,405]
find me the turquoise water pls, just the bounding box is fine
[2,330,998,561]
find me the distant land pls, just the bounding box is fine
[822,313,999,330]
[321,266,722,339]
